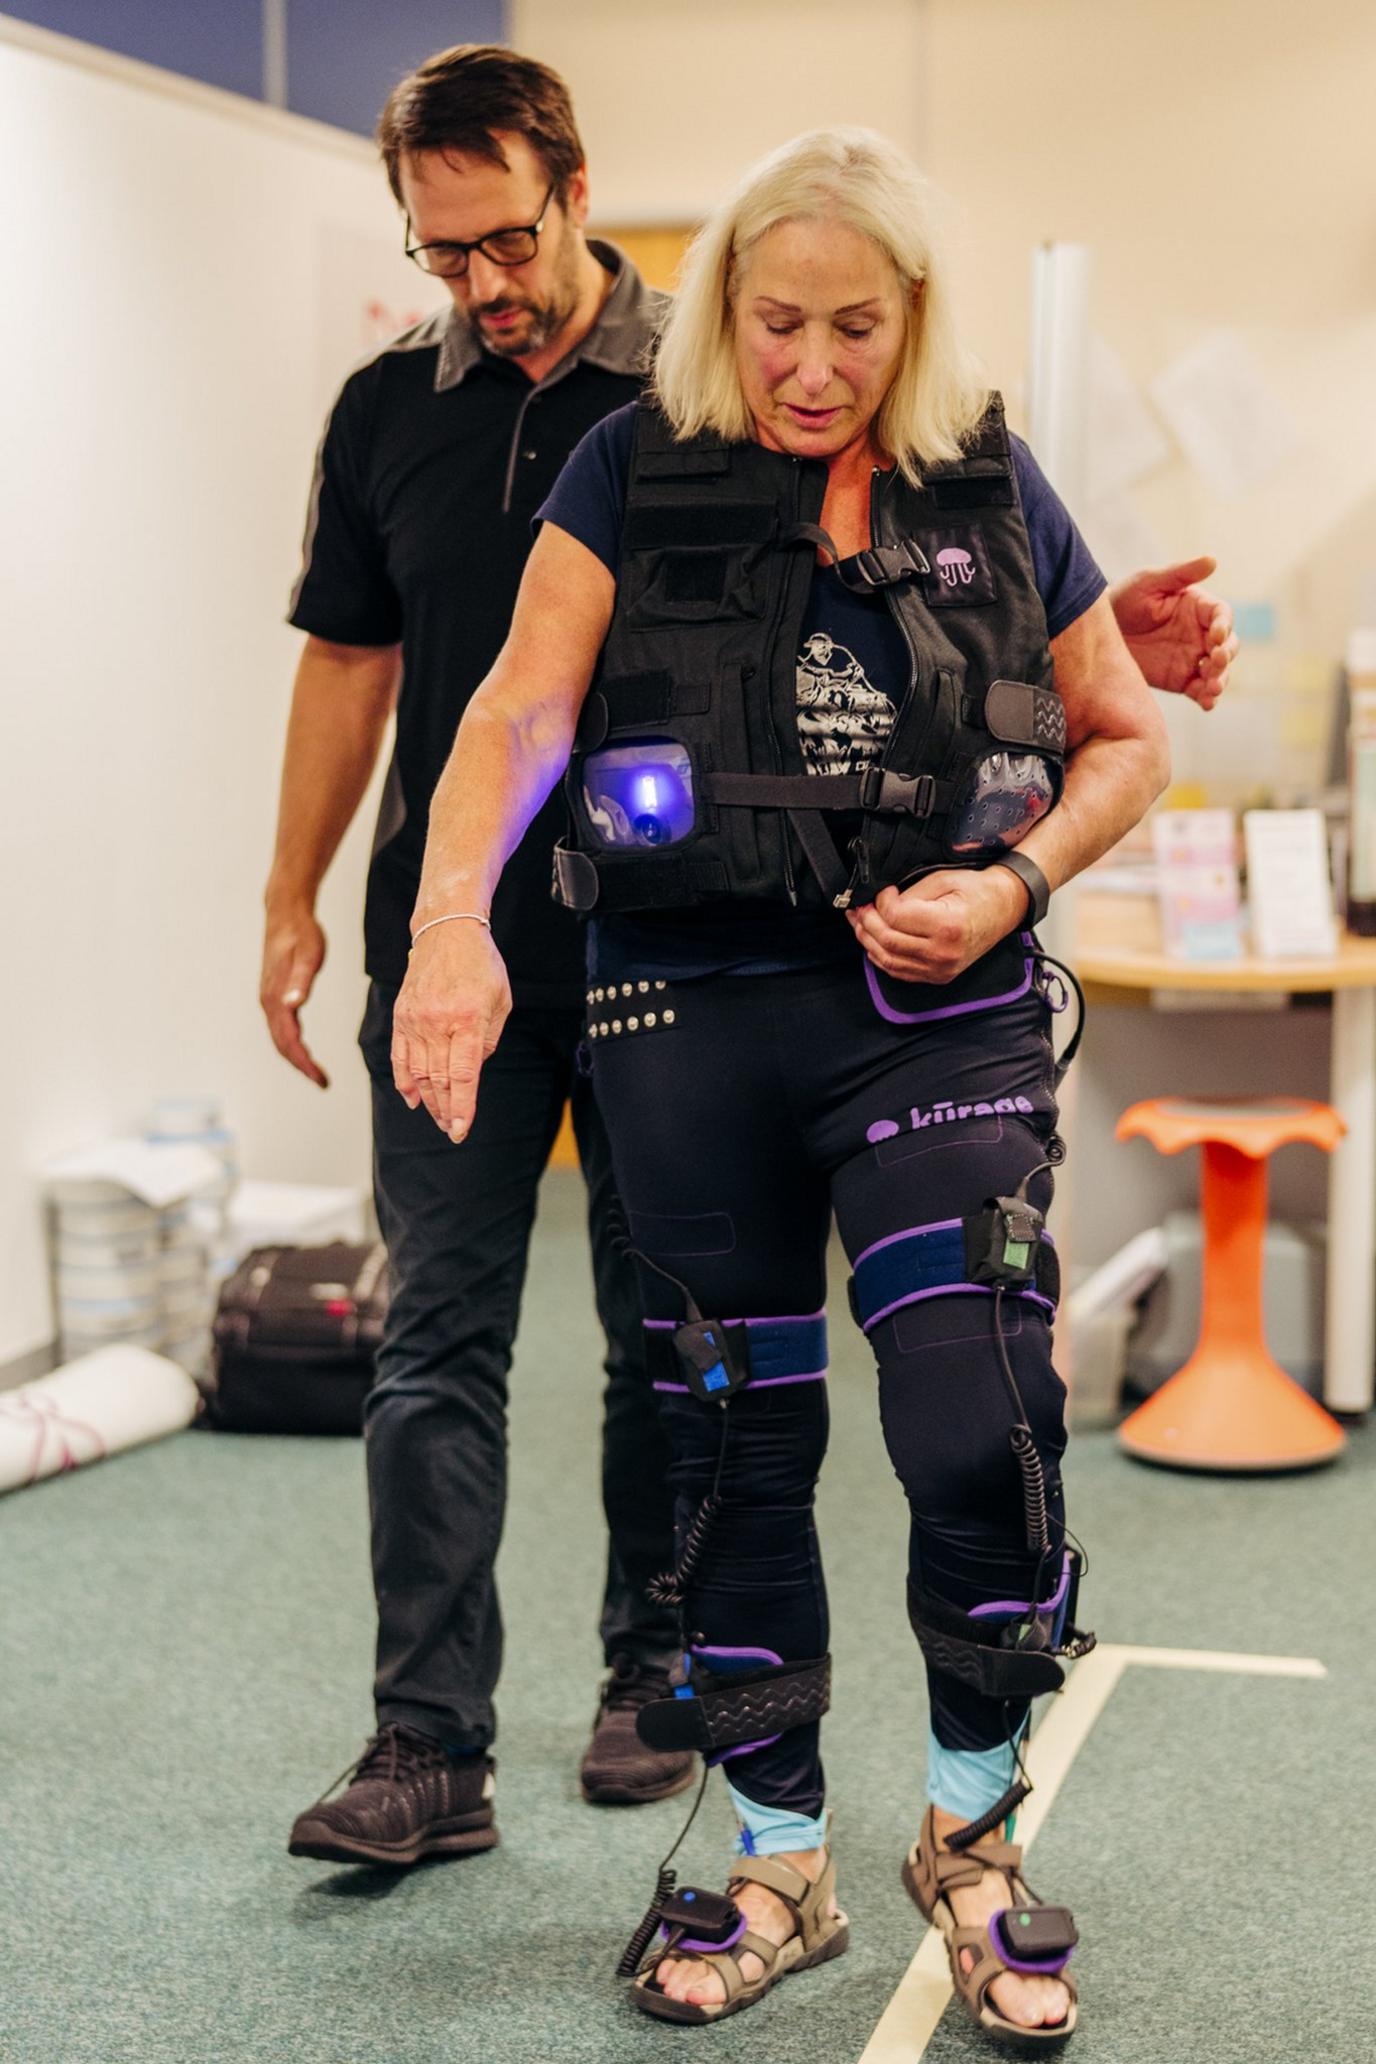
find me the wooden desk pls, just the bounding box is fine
[1073,891,1376,1414]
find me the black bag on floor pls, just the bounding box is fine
[207,1241,388,1434]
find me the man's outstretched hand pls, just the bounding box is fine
[1112,556,1238,710]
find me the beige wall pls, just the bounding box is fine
[512,0,926,221]
[523,0,1376,760]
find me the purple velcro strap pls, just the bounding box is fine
[970,1550,1072,1621]
[665,1915,748,1956]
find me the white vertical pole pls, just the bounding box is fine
[1027,245,1094,1389]
[262,0,287,111]
[1324,986,1376,1412]
[1027,242,1093,511]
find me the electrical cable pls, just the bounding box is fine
[615,1759,713,1977]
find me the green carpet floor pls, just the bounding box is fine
[2,1166,1372,2063]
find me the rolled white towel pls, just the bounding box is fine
[0,1347,199,1495]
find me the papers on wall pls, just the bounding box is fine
[1149,332,1302,501]
[1152,809,1244,961]
[1081,490,1169,585]
[1086,336,1171,502]
[1243,809,1338,959]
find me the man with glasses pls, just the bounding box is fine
[262,44,690,1867]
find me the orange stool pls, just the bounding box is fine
[1116,1097,1347,1471]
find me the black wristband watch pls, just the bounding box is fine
[990,851,1051,928]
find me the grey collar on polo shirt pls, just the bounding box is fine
[433,239,665,393]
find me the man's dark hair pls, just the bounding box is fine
[377,44,585,205]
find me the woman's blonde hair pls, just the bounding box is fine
[652,127,988,485]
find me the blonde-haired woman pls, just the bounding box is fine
[395,128,1171,2044]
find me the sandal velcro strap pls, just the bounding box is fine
[730,1854,811,1905]
[934,1840,1023,1895]
[989,1904,1078,1977]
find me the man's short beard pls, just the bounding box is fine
[467,219,582,361]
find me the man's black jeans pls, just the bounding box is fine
[359,982,677,1750]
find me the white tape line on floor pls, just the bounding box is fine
[854,1642,1326,2064]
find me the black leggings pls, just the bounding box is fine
[587,936,1068,1820]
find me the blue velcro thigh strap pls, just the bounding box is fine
[848,1218,1059,1335]
[646,1312,828,1394]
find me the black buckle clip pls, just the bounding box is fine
[859,769,936,816]
[844,537,932,589]
[673,1319,747,1403]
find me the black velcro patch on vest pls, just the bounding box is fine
[659,551,740,604]
[930,473,1015,510]
[598,672,712,727]
[635,446,731,480]
[622,502,775,551]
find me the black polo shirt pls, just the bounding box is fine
[288,242,662,1003]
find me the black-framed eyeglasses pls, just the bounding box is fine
[404,182,556,279]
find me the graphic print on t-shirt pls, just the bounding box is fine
[796,630,897,777]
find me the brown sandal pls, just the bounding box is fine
[631,1850,850,2024]
[902,1806,1078,2048]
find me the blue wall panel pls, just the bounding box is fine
[8,1,264,99]
[287,2,508,139]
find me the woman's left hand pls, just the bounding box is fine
[846,866,1028,984]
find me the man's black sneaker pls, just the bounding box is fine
[288,1723,498,1866]
[580,1655,697,1804]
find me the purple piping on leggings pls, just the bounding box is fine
[863,1283,1057,1334]
[644,1310,826,1330]
[990,1911,1073,1977]
[652,1369,827,1394]
[853,1216,961,1268]
[693,1643,783,1666]
[970,1553,1072,1621]
[668,1915,748,1956]
[852,1220,1055,1271]
[863,939,1034,1025]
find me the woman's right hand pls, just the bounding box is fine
[391,921,512,1143]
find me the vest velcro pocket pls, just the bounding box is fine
[984,680,1067,756]
[621,542,769,625]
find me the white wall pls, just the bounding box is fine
[0,20,445,1362]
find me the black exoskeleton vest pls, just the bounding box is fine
[553,392,1065,915]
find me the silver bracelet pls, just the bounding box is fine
[409,911,492,949]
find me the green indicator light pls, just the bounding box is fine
[1004,1239,1031,1269]
[1019,1913,1032,1928]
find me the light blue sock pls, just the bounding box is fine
[725,1780,828,1856]
[925,1725,1027,1822]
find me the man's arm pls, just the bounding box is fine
[261,634,400,1086]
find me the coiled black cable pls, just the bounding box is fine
[615,1761,712,1977]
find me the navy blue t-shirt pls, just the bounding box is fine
[537,403,1105,981]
